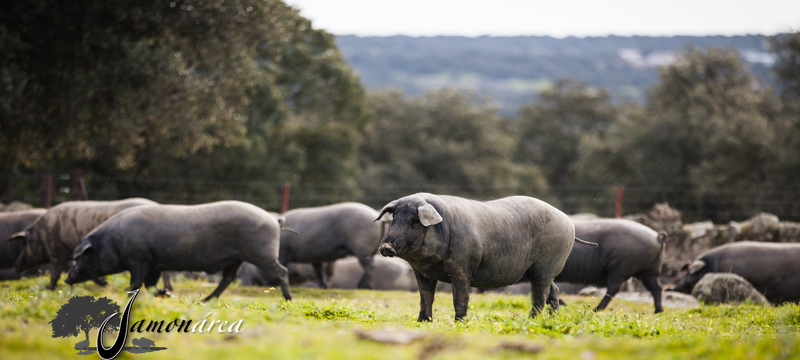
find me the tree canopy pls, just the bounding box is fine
[358,88,549,207]
[0,0,366,208]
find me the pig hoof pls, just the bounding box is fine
[156,290,173,298]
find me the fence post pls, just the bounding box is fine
[280,182,291,213]
[4,177,11,204]
[75,169,88,201]
[614,186,624,218]
[43,174,53,208]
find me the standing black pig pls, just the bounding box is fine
[65,201,292,301]
[1,209,47,279]
[663,241,800,304]
[11,198,158,289]
[552,219,668,313]
[375,193,594,321]
[279,202,385,289]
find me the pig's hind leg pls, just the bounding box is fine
[638,272,663,313]
[253,259,293,301]
[524,266,555,318]
[143,271,172,297]
[201,263,240,302]
[356,255,375,289]
[595,269,627,311]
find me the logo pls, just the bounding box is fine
[50,289,245,360]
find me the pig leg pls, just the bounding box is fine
[92,277,108,287]
[639,273,664,313]
[450,267,471,322]
[202,264,239,302]
[312,262,329,289]
[161,272,173,292]
[324,262,335,280]
[254,260,293,301]
[525,266,553,317]
[128,265,147,291]
[144,271,171,297]
[595,271,627,311]
[356,255,374,289]
[545,283,561,313]
[547,284,568,307]
[47,262,66,290]
[414,269,437,322]
[528,279,551,318]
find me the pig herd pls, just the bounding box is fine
[2,193,798,322]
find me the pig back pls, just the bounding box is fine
[99,201,280,269]
[0,209,46,267]
[441,195,575,287]
[281,202,381,260]
[557,219,662,284]
[704,242,800,303]
[36,198,158,248]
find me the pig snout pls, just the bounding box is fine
[662,283,675,291]
[64,271,77,285]
[379,243,396,257]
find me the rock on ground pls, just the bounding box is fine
[691,273,769,305]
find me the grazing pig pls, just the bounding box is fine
[279,202,386,289]
[64,201,292,301]
[551,219,668,313]
[663,241,800,304]
[375,193,592,321]
[11,199,158,289]
[1,209,47,275]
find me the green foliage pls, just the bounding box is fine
[358,88,549,208]
[570,46,788,220]
[771,32,800,101]
[514,79,620,213]
[0,0,367,209]
[296,300,376,321]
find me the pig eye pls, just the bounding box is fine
[408,217,420,224]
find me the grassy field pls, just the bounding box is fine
[1,274,799,360]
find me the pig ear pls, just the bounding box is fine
[687,260,706,274]
[6,231,27,242]
[374,200,398,222]
[417,204,443,227]
[73,242,93,259]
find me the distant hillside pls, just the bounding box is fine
[335,35,774,115]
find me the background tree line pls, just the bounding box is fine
[1,1,799,222]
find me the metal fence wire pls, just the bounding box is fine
[3,173,800,223]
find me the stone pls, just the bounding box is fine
[496,340,545,353]
[778,222,800,243]
[355,328,427,344]
[721,221,742,242]
[684,221,715,240]
[578,286,606,297]
[741,213,779,241]
[691,273,769,305]
[0,201,33,212]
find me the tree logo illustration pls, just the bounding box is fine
[49,295,121,352]
[49,292,167,358]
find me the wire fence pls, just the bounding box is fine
[3,172,800,223]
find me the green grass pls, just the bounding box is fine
[1,274,799,359]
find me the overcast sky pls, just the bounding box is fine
[286,0,800,38]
